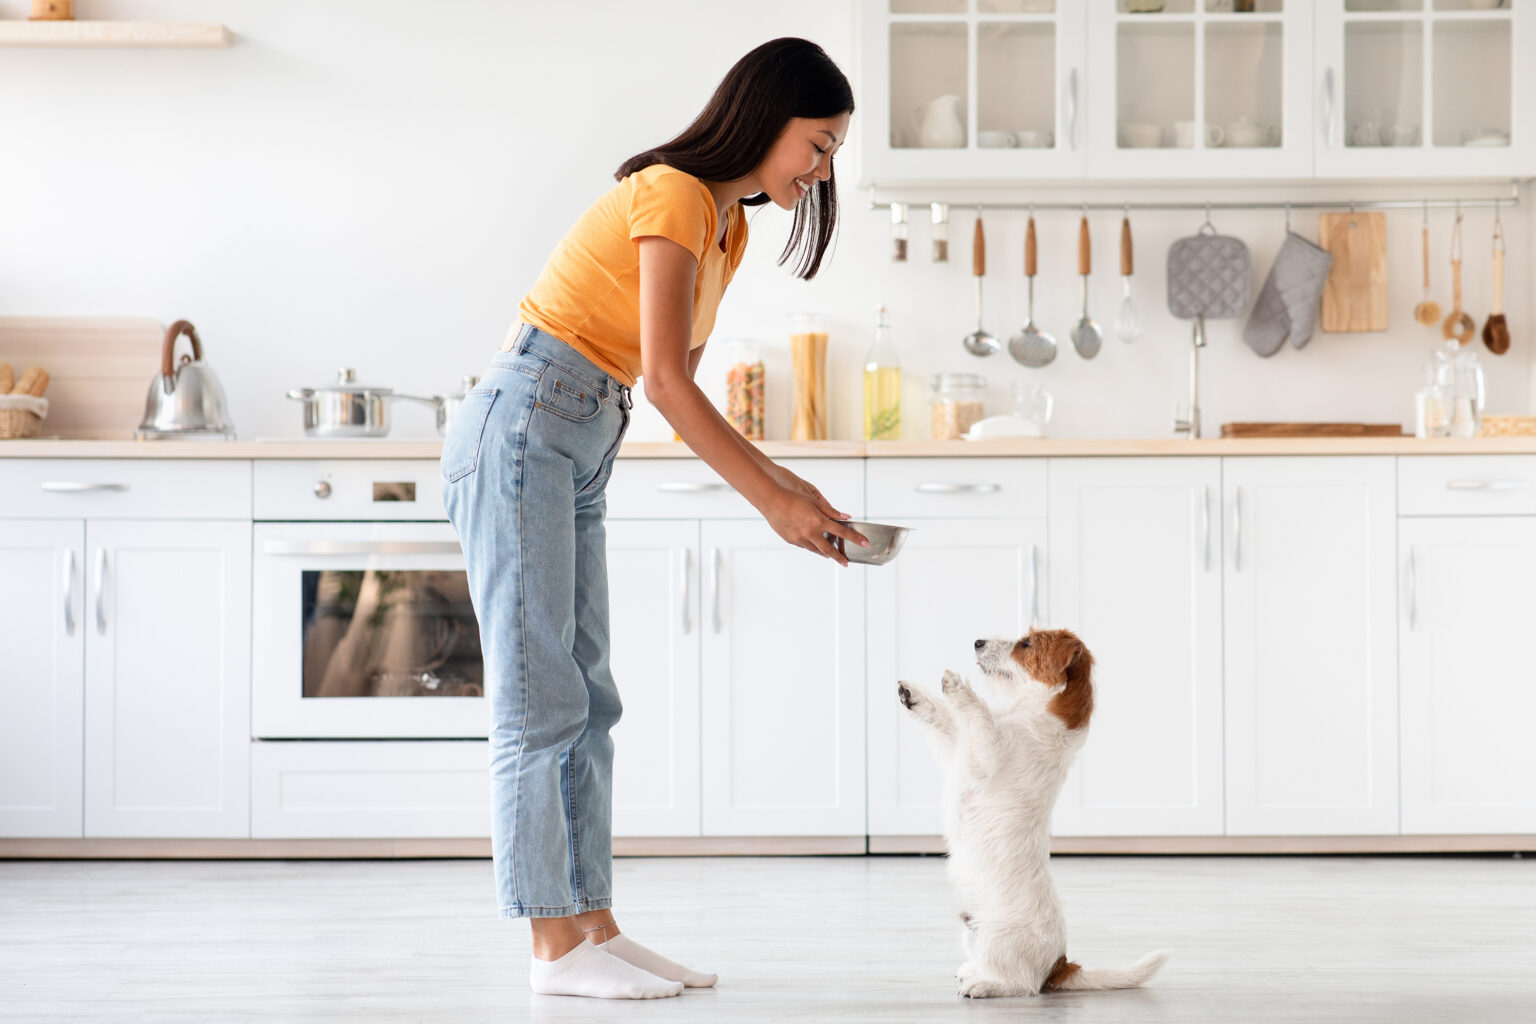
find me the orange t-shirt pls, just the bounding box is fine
[510,164,750,387]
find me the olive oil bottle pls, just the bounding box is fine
[863,305,901,441]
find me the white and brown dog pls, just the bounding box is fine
[897,628,1169,999]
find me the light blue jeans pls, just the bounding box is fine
[441,323,632,919]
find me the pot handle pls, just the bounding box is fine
[389,392,444,408]
[161,320,202,379]
[286,388,315,401]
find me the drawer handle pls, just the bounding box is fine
[914,482,1000,494]
[261,541,463,556]
[1445,479,1529,492]
[656,482,729,493]
[41,482,130,493]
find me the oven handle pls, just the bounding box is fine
[261,540,464,556]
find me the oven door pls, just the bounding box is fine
[252,522,486,739]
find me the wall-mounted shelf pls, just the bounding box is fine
[0,21,231,48]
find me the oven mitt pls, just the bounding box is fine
[1245,232,1334,356]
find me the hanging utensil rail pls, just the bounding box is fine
[864,184,1520,216]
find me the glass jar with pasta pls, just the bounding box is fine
[721,338,766,441]
[787,313,829,441]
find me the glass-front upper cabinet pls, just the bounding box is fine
[857,0,1088,183]
[1086,0,1314,178]
[1314,0,1533,178]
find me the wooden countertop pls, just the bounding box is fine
[6,436,1536,459]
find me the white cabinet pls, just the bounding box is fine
[864,457,1047,836]
[1398,518,1536,834]
[0,520,85,837]
[866,518,1045,836]
[1314,0,1534,179]
[858,0,1088,182]
[1087,0,1315,180]
[1047,458,1224,837]
[1222,457,1398,835]
[607,520,702,838]
[699,520,867,836]
[83,520,252,838]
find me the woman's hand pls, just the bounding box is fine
[760,467,868,566]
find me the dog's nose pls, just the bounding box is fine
[974,639,986,651]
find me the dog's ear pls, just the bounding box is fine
[1046,632,1094,730]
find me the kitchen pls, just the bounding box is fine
[2,0,1535,1020]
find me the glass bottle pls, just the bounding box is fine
[863,305,902,441]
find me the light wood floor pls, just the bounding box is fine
[2,854,1532,1022]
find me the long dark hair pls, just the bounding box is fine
[615,38,854,280]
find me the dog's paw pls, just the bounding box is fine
[941,669,969,696]
[897,681,919,710]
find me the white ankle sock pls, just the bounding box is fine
[599,933,719,988]
[528,941,683,999]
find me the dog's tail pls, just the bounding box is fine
[1044,950,1170,992]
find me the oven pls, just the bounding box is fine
[251,459,487,739]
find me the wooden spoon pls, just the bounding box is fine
[1412,223,1441,326]
[1443,215,1476,345]
[1483,215,1509,355]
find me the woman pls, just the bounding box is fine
[442,37,861,1000]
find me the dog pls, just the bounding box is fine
[897,628,1169,999]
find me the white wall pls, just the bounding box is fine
[1,0,1529,442]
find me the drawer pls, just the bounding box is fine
[1399,456,1536,516]
[250,741,489,839]
[867,458,1047,518]
[608,458,864,519]
[254,460,446,520]
[0,459,251,519]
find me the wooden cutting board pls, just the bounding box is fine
[1221,422,1405,438]
[1318,212,1389,333]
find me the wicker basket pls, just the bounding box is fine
[0,394,49,439]
[1479,415,1536,438]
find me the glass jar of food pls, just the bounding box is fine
[722,338,766,440]
[930,372,986,440]
[787,313,829,441]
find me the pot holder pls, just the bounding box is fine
[1168,225,1252,349]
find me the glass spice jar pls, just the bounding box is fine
[890,202,909,263]
[930,202,950,263]
[929,372,986,440]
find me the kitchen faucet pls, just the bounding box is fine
[1172,320,1205,439]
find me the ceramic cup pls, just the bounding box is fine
[1225,118,1279,147]
[1174,121,1225,148]
[978,129,1018,148]
[1119,122,1164,148]
[1014,129,1054,149]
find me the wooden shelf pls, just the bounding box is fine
[0,21,231,48]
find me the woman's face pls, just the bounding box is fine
[757,113,851,210]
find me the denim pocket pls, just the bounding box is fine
[537,373,604,423]
[440,388,500,482]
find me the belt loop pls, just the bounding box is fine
[516,323,533,354]
[620,384,633,410]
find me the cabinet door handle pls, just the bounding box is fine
[63,548,77,637]
[41,481,130,493]
[656,481,729,493]
[1201,485,1212,573]
[1232,487,1244,573]
[915,482,1000,494]
[1407,546,1417,633]
[1445,479,1529,492]
[1323,66,1336,149]
[679,548,693,635]
[94,548,108,635]
[708,547,722,634]
[1065,67,1079,151]
[1027,544,1039,628]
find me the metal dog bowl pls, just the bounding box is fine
[830,520,911,566]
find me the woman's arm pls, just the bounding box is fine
[637,235,864,564]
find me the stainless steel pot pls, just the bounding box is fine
[287,368,441,438]
[435,375,480,436]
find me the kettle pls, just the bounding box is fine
[135,320,237,440]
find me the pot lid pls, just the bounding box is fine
[302,368,393,395]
